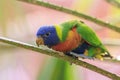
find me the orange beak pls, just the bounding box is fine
[36,37,44,47]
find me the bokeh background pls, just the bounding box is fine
[0,0,120,80]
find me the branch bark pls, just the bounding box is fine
[0,37,120,80]
[106,0,120,9]
[18,0,120,33]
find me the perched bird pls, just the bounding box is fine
[36,20,112,60]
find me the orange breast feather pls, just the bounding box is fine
[52,28,82,52]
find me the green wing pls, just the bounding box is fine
[56,20,112,58]
[60,20,78,41]
[76,21,102,47]
[60,20,103,47]
[76,21,112,58]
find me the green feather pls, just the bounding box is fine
[76,21,102,46]
[60,20,78,41]
[59,20,112,59]
[60,20,102,46]
[76,21,110,53]
[61,20,106,49]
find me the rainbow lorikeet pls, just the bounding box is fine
[36,20,112,60]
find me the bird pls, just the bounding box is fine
[36,20,113,60]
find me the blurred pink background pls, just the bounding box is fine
[0,0,120,80]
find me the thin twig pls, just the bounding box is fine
[106,0,120,9]
[103,38,120,46]
[0,37,120,80]
[18,0,120,33]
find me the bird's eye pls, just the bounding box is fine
[46,32,50,36]
[43,32,50,37]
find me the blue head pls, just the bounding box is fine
[36,26,60,47]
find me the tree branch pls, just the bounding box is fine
[18,0,120,33]
[0,37,120,80]
[106,0,120,9]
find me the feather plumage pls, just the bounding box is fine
[52,27,82,52]
[36,20,113,60]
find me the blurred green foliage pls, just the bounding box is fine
[37,58,75,80]
[0,0,23,36]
